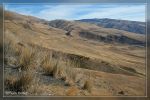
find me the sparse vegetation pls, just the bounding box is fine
[83,80,93,93]
[17,47,35,71]
[41,56,56,76]
[4,10,146,96]
[5,73,33,93]
[67,54,89,69]
[41,55,65,78]
[40,52,77,81]
[66,86,79,96]
[118,91,125,95]
[121,66,137,73]
[64,79,74,86]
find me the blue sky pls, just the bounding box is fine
[5,4,146,22]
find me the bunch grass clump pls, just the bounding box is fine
[83,80,93,93]
[18,47,35,71]
[5,73,33,93]
[41,55,59,77]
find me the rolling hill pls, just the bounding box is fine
[48,19,145,46]
[4,11,146,96]
[77,18,146,34]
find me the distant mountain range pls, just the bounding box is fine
[77,18,146,34]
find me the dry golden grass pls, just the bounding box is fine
[5,76,17,91]
[4,12,146,95]
[4,38,145,96]
[64,78,74,86]
[41,55,59,77]
[4,32,23,57]
[41,58,54,75]
[66,86,79,96]
[18,47,35,71]
[5,73,32,93]
[83,80,93,93]
[41,54,77,81]
[4,40,16,56]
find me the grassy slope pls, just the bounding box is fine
[4,11,146,96]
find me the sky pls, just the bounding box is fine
[5,4,146,22]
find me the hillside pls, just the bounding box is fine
[48,19,145,46]
[77,18,146,34]
[4,11,146,96]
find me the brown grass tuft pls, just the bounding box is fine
[41,56,60,78]
[5,73,32,93]
[83,80,93,92]
[41,60,54,76]
[18,47,35,71]
[64,79,74,86]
